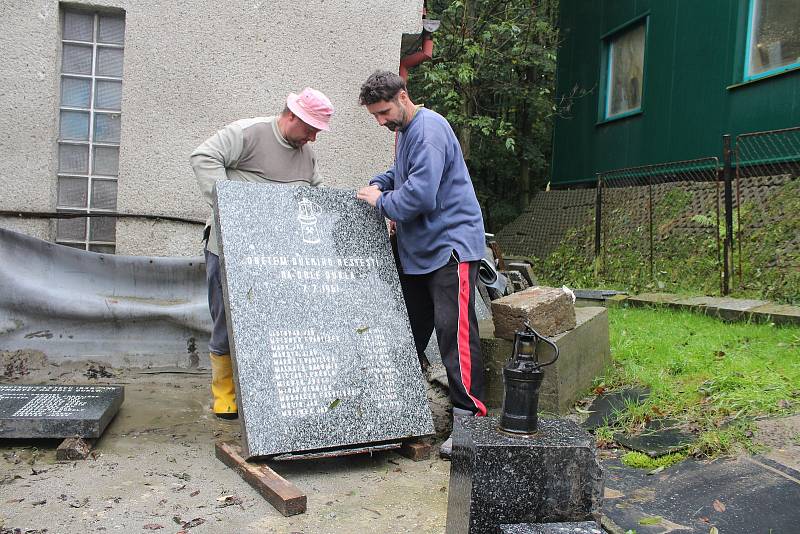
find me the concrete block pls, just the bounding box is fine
[748,303,800,326]
[481,307,610,415]
[492,286,577,340]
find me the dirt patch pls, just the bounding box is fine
[753,414,800,472]
[1,350,49,378]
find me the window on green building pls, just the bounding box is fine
[603,19,646,120]
[745,0,800,80]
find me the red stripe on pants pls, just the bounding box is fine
[457,262,487,416]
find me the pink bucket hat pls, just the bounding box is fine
[287,87,334,131]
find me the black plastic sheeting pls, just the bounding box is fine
[0,227,211,368]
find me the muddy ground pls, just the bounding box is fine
[0,353,454,534]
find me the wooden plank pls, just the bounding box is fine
[215,441,306,516]
[397,438,431,462]
[56,437,94,461]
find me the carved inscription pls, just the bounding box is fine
[267,326,402,417]
[0,385,116,418]
[244,252,378,295]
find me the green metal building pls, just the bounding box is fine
[551,0,800,186]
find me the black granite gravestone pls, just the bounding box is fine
[0,385,123,439]
[446,416,603,534]
[213,181,434,458]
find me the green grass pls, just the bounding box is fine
[621,451,686,470]
[600,305,800,457]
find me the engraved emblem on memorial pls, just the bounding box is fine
[213,181,434,458]
[0,385,124,439]
[297,197,322,244]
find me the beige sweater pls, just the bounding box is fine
[190,116,321,255]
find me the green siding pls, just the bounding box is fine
[552,0,800,185]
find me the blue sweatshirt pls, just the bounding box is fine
[370,107,485,275]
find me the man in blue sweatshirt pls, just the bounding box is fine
[357,70,487,459]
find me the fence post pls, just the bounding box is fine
[594,175,602,260]
[722,134,733,295]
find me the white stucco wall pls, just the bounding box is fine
[0,0,422,256]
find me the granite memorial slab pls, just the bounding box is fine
[213,181,434,458]
[446,416,603,534]
[0,384,123,439]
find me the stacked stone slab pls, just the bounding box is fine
[491,286,576,339]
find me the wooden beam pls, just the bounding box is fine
[215,441,306,516]
[397,438,431,462]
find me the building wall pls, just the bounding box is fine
[552,0,800,185]
[0,0,422,255]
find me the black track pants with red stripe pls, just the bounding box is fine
[400,258,487,416]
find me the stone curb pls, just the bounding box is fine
[611,292,800,326]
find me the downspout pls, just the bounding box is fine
[399,30,434,80]
[397,9,436,152]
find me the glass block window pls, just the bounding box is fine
[604,20,646,119]
[57,9,125,253]
[745,0,800,80]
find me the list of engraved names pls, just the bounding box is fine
[269,328,401,418]
[0,386,113,417]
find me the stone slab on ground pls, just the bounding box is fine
[213,181,433,458]
[614,418,695,457]
[602,453,800,533]
[500,522,602,534]
[625,293,682,306]
[573,289,627,308]
[491,286,577,340]
[581,387,649,431]
[0,384,123,439]
[446,416,603,534]
[623,293,800,326]
[672,296,769,321]
[748,303,800,326]
[482,307,611,415]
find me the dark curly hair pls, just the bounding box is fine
[359,70,407,105]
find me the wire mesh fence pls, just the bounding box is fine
[734,127,800,304]
[597,158,722,295]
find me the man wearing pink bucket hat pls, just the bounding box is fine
[190,87,334,419]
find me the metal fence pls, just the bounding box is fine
[586,127,799,301]
[596,158,722,295]
[733,127,800,303]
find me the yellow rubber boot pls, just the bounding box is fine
[210,353,238,419]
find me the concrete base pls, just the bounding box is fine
[446,416,603,534]
[481,307,611,415]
